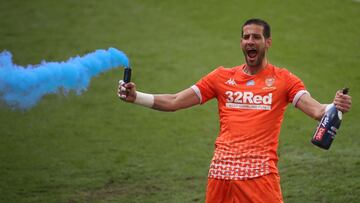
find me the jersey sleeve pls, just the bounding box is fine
[285,70,309,106]
[191,67,220,104]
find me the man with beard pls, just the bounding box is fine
[117,19,352,203]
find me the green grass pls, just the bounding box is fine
[1,0,359,202]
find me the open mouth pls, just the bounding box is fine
[246,48,258,59]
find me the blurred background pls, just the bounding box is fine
[0,0,359,202]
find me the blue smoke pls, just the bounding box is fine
[0,48,129,110]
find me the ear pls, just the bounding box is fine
[265,37,272,49]
[240,37,244,48]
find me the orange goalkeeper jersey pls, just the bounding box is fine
[192,64,308,180]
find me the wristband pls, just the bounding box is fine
[134,91,154,108]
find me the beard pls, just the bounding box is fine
[243,49,266,68]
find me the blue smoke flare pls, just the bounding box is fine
[0,48,129,110]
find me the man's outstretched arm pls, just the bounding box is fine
[295,90,352,120]
[117,81,200,112]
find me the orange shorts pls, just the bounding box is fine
[205,173,283,203]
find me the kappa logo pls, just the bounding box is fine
[225,78,237,86]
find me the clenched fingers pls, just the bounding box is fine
[333,91,352,113]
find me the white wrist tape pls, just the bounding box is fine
[134,91,154,108]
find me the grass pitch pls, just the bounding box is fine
[0,0,359,202]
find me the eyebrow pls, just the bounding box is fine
[243,33,262,36]
[242,33,262,38]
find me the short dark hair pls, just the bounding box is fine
[242,18,271,39]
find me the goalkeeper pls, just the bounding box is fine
[117,18,352,203]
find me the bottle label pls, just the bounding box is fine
[314,126,326,141]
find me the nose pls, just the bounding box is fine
[247,36,255,45]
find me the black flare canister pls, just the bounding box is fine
[123,67,131,83]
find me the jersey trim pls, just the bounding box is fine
[191,85,202,104]
[293,90,310,107]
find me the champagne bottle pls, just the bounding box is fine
[311,88,349,150]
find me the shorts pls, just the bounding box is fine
[205,173,283,203]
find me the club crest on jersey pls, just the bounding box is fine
[265,77,275,87]
[263,77,276,90]
[225,78,237,86]
[246,80,255,86]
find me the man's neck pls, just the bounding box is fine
[244,60,268,75]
